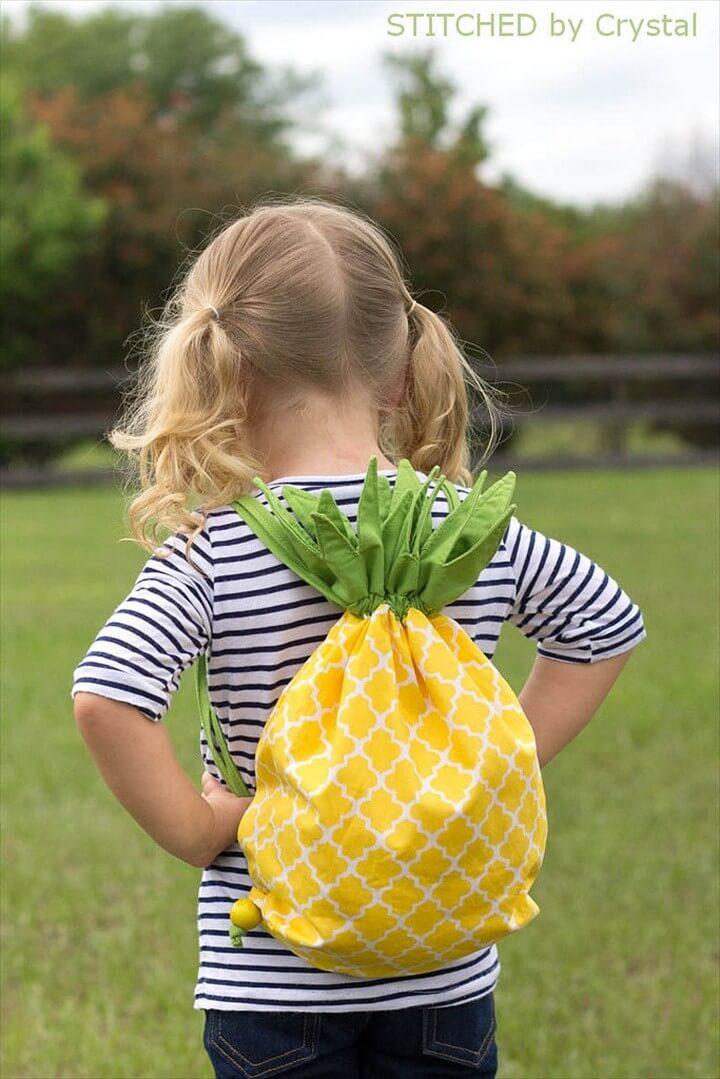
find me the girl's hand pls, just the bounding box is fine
[198,771,253,867]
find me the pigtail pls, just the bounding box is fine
[383,302,503,485]
[111,299,262,553]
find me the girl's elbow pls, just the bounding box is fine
[73,692,104,729]
[73,692,134,735]
[73,693,147,728]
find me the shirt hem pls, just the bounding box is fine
[192,967,500,1013]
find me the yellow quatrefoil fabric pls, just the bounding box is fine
[195,458,548,978]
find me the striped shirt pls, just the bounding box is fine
[71,468,646,1013]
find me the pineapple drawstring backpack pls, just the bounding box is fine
[195,457,548,979]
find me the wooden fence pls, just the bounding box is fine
[1,354,718,488]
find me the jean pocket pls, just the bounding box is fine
[422,994,497,1070]
[204,1009,321,1078]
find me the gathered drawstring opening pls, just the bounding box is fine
[349,592,429,621]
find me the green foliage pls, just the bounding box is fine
[0,4,319,389]
[454,104,491,169]
[1,470,717,1077]
[359,142,594,354]
[0,76,106,363]
[349,52,719,457]
[598,177,720,352]
[2,4,318,141]
[3,7,137,99]
[384,50,454,148]
[499,175,594,234]
[383,50,490,167]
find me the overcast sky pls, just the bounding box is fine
[4,0,719,206]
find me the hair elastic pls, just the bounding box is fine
[208,305,220,320]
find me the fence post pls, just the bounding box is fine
[598,373,629,458]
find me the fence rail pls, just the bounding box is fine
[2,354,718,488]
[488,354,719,381]
[5,400,720,440]
[5,354,719,393]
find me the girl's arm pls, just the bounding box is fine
[74,692,251,868]
[500,516,647,767]
[519,649,634,768]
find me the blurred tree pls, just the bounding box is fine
[501,169,720,445]
[600,177,720,448]
[366,53,717,377]
[2,4,317,141]
[23,84,316,369]
[0,76,106,370]
[502,171,719,354]
[500,175,599,236]
[597,178,719,352]
[384,51,490,168]
[385,51,454,148]
[352,138,592,460]
[0,4,321,381]
[356,53,610,360]
[651,130,719,201]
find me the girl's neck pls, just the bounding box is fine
[249,387,396,482]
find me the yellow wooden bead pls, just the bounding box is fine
[230,898,262,930]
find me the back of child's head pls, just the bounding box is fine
[112,196,502,548]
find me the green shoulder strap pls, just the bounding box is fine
[195,457,516,792]
[195,650,250,797]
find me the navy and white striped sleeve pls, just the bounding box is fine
[503,517,646,664]
[71,527,213,721]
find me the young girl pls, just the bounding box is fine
[72,198,646,1078]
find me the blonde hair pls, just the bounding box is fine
[112,196,505,552]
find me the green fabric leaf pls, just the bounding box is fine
[440,476,463,513]
[389,490,417,565]
[280,486,322,540]
[389,458,421,511]
[357,457,385,595]
[421,471,515,564]
[252,480,323,557]
[377,473,392,521]
[411,467,444,556]
[311,513,368,606]
[232,458,517,619]
[421,507,516,614]
[388,551,420,597]
[318,489,358,547]
[234,494,344,608]
[381,488,415,569]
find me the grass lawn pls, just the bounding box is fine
[1,468,718,1079]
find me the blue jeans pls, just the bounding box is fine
[203,993,498,1077]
